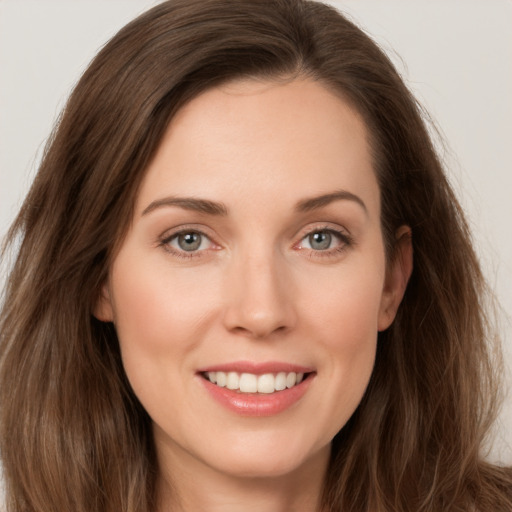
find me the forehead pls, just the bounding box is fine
[136,78,379,216]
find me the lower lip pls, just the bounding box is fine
[199,374,314,417]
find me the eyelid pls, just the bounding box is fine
[292,223,354,256]
[293,222,352,244]
[157,222,353,260]
[158,224,221,258]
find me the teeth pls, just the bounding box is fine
[206,371,307,393]
[226,372,239,390]
[275,372,287,391]
[216,371,227,387]
[257,373,275,394]
[239,373,257,393]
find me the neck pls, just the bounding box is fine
[156,442,330,512]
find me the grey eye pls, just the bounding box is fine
[308,231,332,250]
[177,232,203,251]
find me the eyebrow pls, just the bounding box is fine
[141,189,367,217]
[295,190,368,215]
[141,197,228,216]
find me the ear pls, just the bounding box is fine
[378,226,413,331]
[93,282,115,322]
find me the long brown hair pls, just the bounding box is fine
[1,1,510,510]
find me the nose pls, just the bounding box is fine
[222,249,297,339]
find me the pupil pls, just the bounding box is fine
[178,232,201,251]
[310,231,331,250]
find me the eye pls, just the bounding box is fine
[164,230,213,253]
[304,231,334,250]
[300,229,345,251]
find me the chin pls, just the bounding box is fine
[200,434,330,480]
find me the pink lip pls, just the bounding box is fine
[197,360,314,375]
[196,361,316,417]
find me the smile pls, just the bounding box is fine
[204,371,306,394]
[197,363,315,416]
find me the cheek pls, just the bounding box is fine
[303,256,384,348]
[317,276,381,383]
[297,256,384,431]
[328,285,381,346]
[108,255,222,422]
[110,257,218,355]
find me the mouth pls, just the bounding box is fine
[197,363,316,416]
[201,370,313,394]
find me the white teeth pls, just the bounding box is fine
[275,372,287,391]
[226,372,239,390]
[257,373,275,394]
[216,371,227,387]
[286,372,297,388]
[239,373,258,392]
[206,371,307,393]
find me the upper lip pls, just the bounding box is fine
[196,361,315,375]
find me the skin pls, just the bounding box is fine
[96,78,412,512]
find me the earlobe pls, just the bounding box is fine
[378,226,413,331]
[93,283,115,322]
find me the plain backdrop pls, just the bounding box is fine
[0,0,511,478]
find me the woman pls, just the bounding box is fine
[0,0,510,510]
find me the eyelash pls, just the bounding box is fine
[295,226,353,259]
[159,226,218,260]
[159,225,353,260]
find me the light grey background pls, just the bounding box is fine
[0,0,511,474]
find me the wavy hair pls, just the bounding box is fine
[1,1,511,510]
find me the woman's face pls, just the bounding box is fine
[96,78,410,480]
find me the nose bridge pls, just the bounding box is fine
[222,243,296,338]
